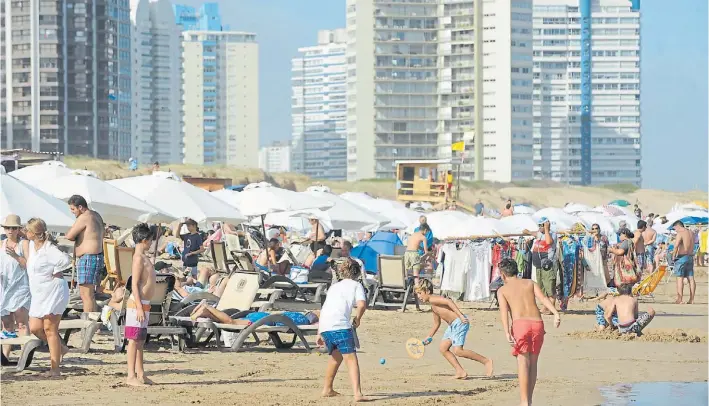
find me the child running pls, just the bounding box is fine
[125,224,157,387]
[415,279,494,379]
[497,259,560,406]
[316,258,368,402]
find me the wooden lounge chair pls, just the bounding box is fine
[0,335,43,372]
[169,271,283,347]
[370,255,420,312]
[110,274,188,352]
[211,241,235,274]
[101,239,120,292]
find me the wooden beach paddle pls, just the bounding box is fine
[405,337,425,360]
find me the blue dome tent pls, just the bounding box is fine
[351,231,403,274]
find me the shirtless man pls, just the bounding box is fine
[125,223,157,387]
[497,259,560,406]
[633,220,647,273]
[405,224,430,283]
[672,220,696,304]
[501,199,514,217]
[308,217,327,255]
[605,283,655,335]
[66,195,105,313]
[642,220,657,273]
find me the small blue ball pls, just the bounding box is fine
[379,358,386,365]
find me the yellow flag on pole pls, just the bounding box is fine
[451,141,465,151]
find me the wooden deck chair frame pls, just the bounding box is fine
[101,239,119,291]
[115,246,135,286]
[211,241,234,274]
[370,255,420,312]
[0,335,43,372]
[110,274,188,352]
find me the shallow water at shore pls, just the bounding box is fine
[599,382,708,405]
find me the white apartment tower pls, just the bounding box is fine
[130,0,183,165]
[182,31,258,167]
[258,142,291,173]
[345,0,535,182]
[532,0,641,186]
[291,29,348,180]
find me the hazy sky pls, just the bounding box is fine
[182,0,708,192]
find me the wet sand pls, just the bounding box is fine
[2,271,707,405]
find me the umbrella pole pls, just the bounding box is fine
[261,214,269,267]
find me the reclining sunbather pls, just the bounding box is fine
[189,301,317,326]
[171,269,228,300]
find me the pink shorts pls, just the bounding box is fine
[125,298,150,341]
[511,319,545,356]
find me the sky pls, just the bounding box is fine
[184,0,708,192]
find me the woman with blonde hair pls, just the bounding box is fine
[25,218,71,377]
[1,214,31,358]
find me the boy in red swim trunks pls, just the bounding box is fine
[497,259,560,406]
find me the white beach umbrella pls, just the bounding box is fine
[234,182,334,217]
[40,173,176,228]
[340,192,376,206]
[575,211,616,235]
[408,210,471,238]
[1,173,75,232]
[512,204,536,215]
[9,160,73,187]
[563,203,593,214]
[610,215,640,231]
[500,214,540,234]
[300,190,392,231]
[457,217,514,237]
[534,208,589,230]
[665,209,709,225]
[108,173,246,225]
[592,205,626,217]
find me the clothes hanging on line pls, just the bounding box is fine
[438,240,492,301]
[490,241,517,283]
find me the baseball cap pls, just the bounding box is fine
[537,217,549,225]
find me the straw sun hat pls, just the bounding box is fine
[2,214,22,228]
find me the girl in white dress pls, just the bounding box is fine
[1,214,31,359]
[25,218,71,377]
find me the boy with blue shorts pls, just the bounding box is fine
[317,258,368,402]
[415,279,494,379]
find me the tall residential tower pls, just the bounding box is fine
[291,29,348,180]
[532,0,641,186]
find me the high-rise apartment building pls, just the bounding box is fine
[291,29,348,180]
[130,0,182,165]
[344,0,534,182]
[181,30,258,167]
[1,0,132,159]
[532,0,641,186]
[258,142,291,173]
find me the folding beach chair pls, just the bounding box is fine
[633,264,668,301]
[211,241,235,274]
[370,255,420,312]
[101,239,120,292]
[0,335,43,372]
[110,274,188,352]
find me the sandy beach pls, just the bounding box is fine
[2,270,707,405]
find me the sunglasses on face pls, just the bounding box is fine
[3,227,19,231]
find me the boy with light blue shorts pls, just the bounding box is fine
[415,279,494,379]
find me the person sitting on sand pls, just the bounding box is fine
[595,295,619,331]
[415,278,494,380]
[605,283,655,336]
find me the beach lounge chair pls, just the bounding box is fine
[261,275,327,310]
[169,271,283,347]
[369,255,420,312]
[212,313,319,352]
[58,317,102,353]
[0,335,43,372]
[101,239,120,292]
[211,241,235,274]
[110,274,188,352]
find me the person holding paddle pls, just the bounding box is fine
[414,279,494,379]
[497,258,560,406]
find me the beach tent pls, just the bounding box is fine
[608,199,631,207]
[1,173,75,232]
[351,231,403,274]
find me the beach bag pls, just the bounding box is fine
[614,241,639,285]
[289,266,309,284]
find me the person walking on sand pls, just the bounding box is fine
[125,223,157,387]
[497,259,560,406]
[317,258,368,402]
[671,221,696,304]
[415,279,494,379]
[25,218,72,377]
[405,224,430,284]
[66,195,105,313]
[1,214,31,359]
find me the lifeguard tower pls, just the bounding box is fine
[395,159,452,204]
